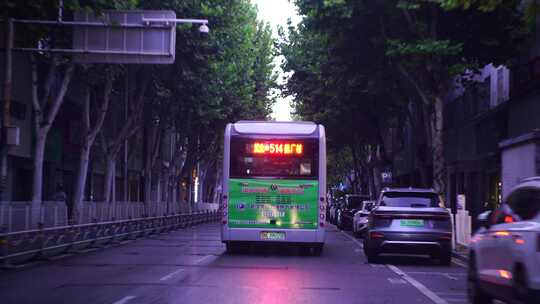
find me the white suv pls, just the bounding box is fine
[468,177,540,304]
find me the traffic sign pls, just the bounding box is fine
[72,10,177,64]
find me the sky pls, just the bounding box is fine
[251,0,302,121]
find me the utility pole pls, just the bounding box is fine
[0,18,14,201]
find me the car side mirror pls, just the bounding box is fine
[477,210,492,229]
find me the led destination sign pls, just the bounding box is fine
[252,142,303,155]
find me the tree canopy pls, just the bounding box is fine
[280,0,532,194]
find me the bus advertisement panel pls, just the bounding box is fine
[228,178,318,229]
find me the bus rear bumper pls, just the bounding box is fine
[221,227,325,243]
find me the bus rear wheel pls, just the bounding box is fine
[225,242,238,254]
[312,244,323,256]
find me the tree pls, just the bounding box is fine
[72,67,116,218]
[134,0,277,206]
[281,0,531,196]
[381,0,529,193]
[279,0,410,195]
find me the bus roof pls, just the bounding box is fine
[232,121,319,136]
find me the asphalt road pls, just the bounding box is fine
[0,223,468,304]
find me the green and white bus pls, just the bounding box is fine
[220,121,326,254]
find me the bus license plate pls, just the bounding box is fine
[260,231,285,241]
[400,219,424,227]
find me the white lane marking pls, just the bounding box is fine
[451,258,467,268]
[388,265,448,304]
[370,264,386,268]
[112,296,136,304]
[388,278,408,284]
[159,269,184,281]
[195,255,213,265]
[340,230,364,249]
[435,292,466,296]
[354,248,362,253]
[443,273,458,281]
[405,272,466,277]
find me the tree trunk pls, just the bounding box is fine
[350,145,361,194]
[432,96,446,194]
[30,133,46,227]
[72,143,90,219]
[104,156,116,203]
[30,58,74,208]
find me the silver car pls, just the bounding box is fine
[364,188,452,265]
[468,177,540,303]
[352,201,375,237]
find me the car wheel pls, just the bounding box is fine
[364,240,379,263]
[513,266,531,303]
[467,254,492,304]
[438,251,452,266]
[225,242,237,254]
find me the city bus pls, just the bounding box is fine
[221,121,326,254]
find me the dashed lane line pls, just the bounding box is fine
[159,269,185,281]
[194,255,215,265]
[388,278,408,284]
[112,296,136,304]
[388,265,448,304]
[405,272,466,277]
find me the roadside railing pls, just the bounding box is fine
[0,201,219,233]
[0,208,220,266]
[0,201,69,232]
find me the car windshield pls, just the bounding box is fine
[380,192,439,208]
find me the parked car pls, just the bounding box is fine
[337,194,370,230]
[364,188,452,265]
[353,200,375,237]
[326,199,333,223]
[468,177,540,304]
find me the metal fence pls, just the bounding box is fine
[0,201,219,233]
[0,201,69,233]
[0,209,220,266]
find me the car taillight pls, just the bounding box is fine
[504,215,514,223]
[370,232,384,239]
[439,232,452,241]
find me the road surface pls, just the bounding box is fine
[0,223,468,304]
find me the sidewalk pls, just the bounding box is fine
[452,243,469,263]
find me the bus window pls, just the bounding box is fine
[230,138,318,179]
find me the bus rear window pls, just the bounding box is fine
[230,138,318,179]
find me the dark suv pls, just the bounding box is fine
[364,188,452,265]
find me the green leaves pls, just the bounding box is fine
[436,0,505,12]
[386,39,463,57]
[282,0,530,185]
